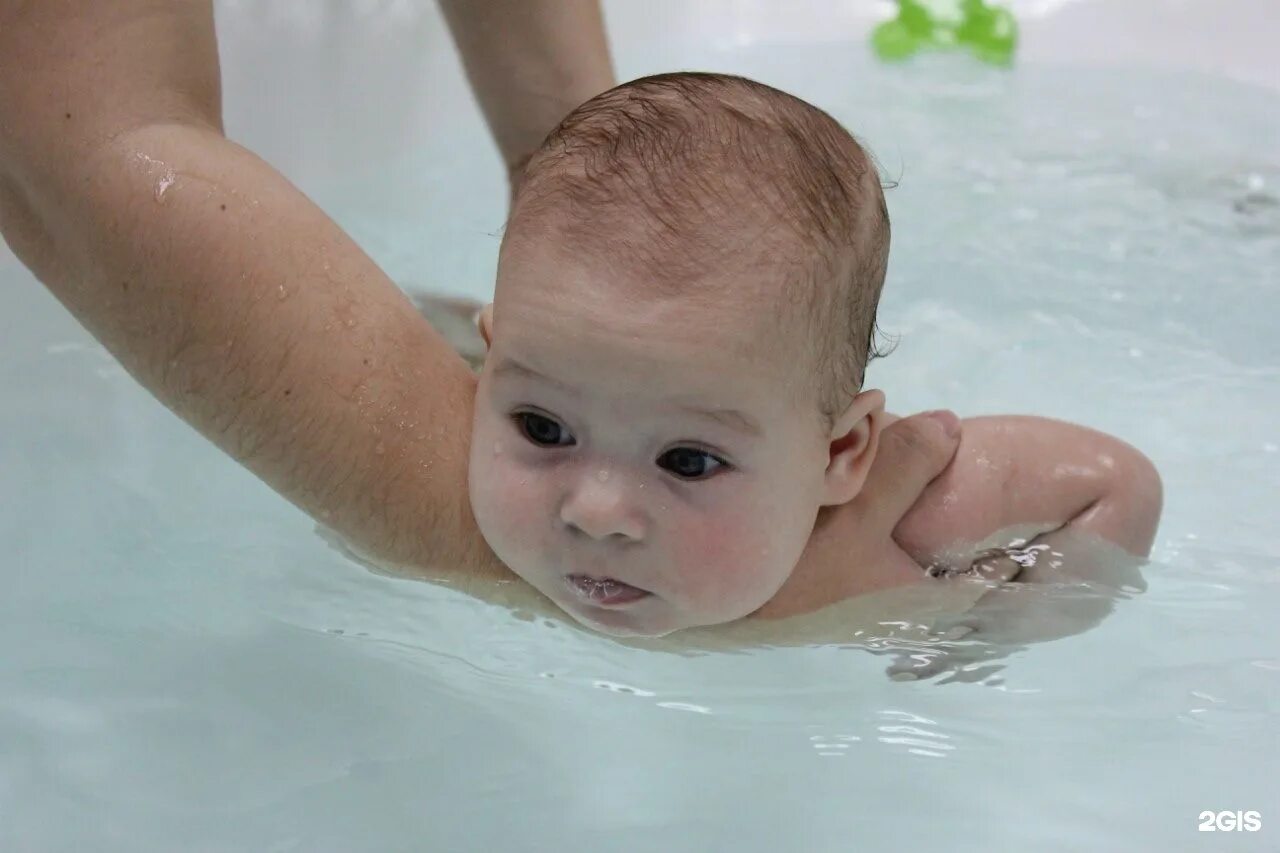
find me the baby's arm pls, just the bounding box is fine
[891,415,1163,578]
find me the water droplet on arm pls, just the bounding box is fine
[154,171,175,201]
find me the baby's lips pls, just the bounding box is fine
[565,574,651,606]
[921,409,961,438]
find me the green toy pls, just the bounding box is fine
[872,0,1018,66]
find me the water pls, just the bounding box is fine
[2,51,1278,852]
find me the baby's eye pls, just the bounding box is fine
[657,447,727,480]
[513,411,575,447]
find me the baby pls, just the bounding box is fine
[454,72,1161,638]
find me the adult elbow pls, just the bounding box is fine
[1104,445,1164,557]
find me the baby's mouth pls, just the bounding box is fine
[565,574,652,607]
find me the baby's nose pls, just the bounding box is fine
[558,470,646,543]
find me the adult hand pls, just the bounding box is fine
[758,411,963,618]
[882,533,1146,682]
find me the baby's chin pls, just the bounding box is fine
[522,580,700,637]
[555,594,686,638]
[504,560,747,638]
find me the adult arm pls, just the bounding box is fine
[0,0,499,576]
[0,1,960,598]
[438,0,615,194]
[884,415,1159,680]
[894,415,1164,576]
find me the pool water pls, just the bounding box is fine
[2,37,1278,853]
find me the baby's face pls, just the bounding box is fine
[468,239,835,636]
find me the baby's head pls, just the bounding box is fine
[468,72,891,636]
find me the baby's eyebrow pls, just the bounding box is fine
[492,358,575,394]
[677,404,762,437]
[494,357,761,437]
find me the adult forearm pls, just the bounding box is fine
[896,415,1164,574]
[1060,456,1163,556]
[0,2,503,578]
[6,123,499,576]
[970,448,1162,583]
[439,0,615,179]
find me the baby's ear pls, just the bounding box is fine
[476,302,494,350]
[821,389,886,507]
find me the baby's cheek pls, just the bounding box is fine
[473,459,549,556]
[669,505,781,603]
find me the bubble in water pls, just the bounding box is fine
[596,469,610,483]
[593,680,655,697]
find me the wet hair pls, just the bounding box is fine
[507,72,892,421]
